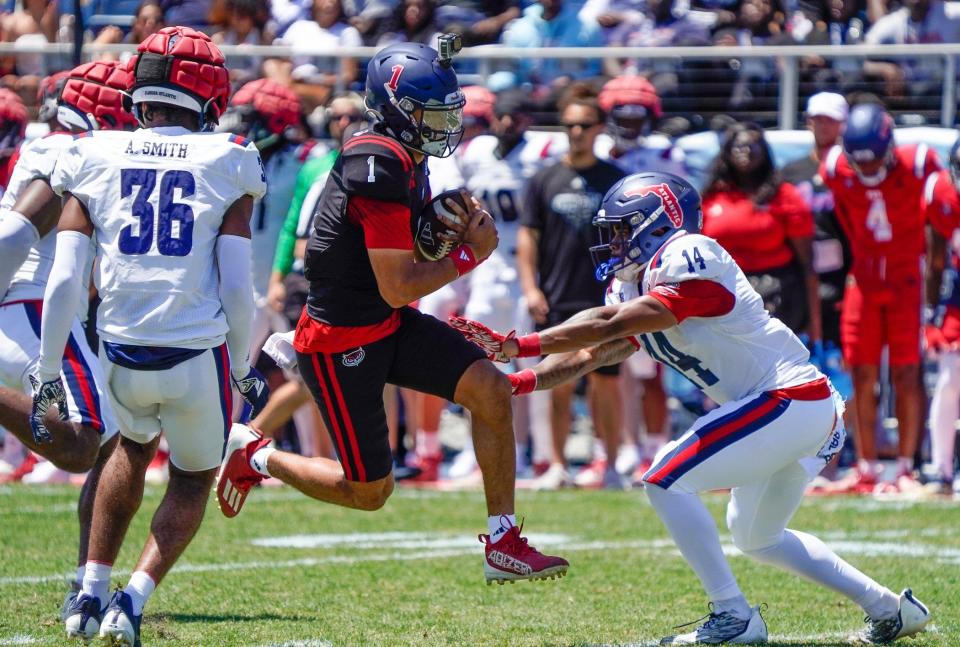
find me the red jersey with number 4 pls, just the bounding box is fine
[820,143,940,287]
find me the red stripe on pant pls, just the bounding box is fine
[63,342,102,430]
[645,395,782,486]
[310,353,354,480]
[322,353,367,483]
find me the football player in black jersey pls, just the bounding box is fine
[217,39,569,584]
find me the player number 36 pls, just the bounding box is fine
[118,168,195,257]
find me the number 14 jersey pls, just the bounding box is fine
[51,126,266,348]
[608,232,818,405]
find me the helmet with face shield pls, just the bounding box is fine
[364,40,465,158]
[591,172,703,282]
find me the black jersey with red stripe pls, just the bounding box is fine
[304,128,430,326]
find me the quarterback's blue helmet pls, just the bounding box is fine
[843,103,894,183]
[365,41,465,158]
[591,172,703,281]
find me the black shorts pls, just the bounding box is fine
[538,308,621,377]
[297,307,486,482]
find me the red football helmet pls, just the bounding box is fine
[598,75,662,117]
[131,26,230,129]
[57,60,139,131]
[229,78,301,136]
[462,85,496,126]
[0,88,28,157]
[37,70,71,125]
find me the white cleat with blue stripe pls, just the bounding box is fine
[660,605,768,645]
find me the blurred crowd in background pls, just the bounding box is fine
[1,0,959,500]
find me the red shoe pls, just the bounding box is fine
[812,466,878,495]
[216,424,272,518]
[480,521,569,584]
[407,453,442,483]
[573,459,607,488]
[0,452,38,483]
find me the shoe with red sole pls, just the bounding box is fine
[480,521,569,584]
[0,452,38,484]
[216,424,272,518]
[573,459,607,488]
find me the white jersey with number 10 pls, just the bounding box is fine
[50,127,266,348]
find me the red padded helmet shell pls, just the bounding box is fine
[0,88,28,135]
[133,26,230,122]
[59,60,139,131]
[598,75,662,118]
[230,79,301,136]
[461,85,496,123]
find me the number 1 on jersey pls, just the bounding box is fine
[367,155,376,183]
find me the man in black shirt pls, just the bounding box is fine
[218,40,568,584]
[518,84,626,489]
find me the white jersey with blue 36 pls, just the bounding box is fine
[50,127,266,348]
[638,232,819,405]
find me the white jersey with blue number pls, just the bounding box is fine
[50,127,266,348]
[635,232,818,404]
[459,134,561,255]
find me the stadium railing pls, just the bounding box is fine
[1,42,957,129]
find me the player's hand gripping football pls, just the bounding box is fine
[448,316,517,362]
[28,374,68,444]
[233,366,270,419]
[439,190,498,261]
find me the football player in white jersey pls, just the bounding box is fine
[0,59,132,625]
[451,172,930,645]
[32,27,268,647]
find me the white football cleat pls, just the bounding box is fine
[98,590,141,647]
[850,589,930,644]
[660,605,768,645]
[63,591,102,641]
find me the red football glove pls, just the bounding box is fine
[924,324,950,354]
[448,315,516,362]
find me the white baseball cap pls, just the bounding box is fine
[806,92,849,121]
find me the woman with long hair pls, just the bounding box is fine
[702,122,821,340]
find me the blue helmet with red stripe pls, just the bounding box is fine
[591,172,702,281]
[364,40,465,158]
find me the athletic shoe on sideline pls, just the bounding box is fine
[574,459,608,488]
[480,522,569,584]
[0,451,38,483]
[60,587,79,622]
[216,424,272,518]
[144,447,169,485]
[659,605,768,645]
[850,589,930,644]
[447,447,478,480]
[811,466,879,495]
[531,463,571,490]
[22,458,71,484]
[405,452,442,483]
[98,590,141,647]
[63,592,102,641]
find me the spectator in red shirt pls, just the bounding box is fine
[701,122,820,338]
[820,103,940,494]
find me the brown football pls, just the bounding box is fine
[415,189,469,261]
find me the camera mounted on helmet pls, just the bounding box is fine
[364,37,465,158]
[591,172,703,282]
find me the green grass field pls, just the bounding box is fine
[0,484,957,646]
